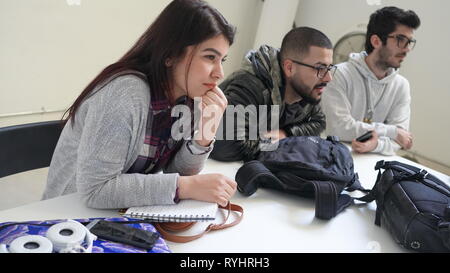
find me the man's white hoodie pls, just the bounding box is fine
[321,51,411,155]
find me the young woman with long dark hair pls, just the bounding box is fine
[43,0,237,208]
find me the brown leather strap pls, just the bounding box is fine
[153,202,244,243]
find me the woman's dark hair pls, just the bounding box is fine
[365,6,420,54]
[64,0,235,125]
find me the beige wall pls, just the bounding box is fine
[2,0,448,168]
[252,0,299,49]
[295,0,450,167]
[0,0,262,126]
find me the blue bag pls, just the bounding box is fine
[0,217,171,253]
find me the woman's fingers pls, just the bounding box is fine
[212,86,227,102]
[215,175,237,206]
[203,90,226,109]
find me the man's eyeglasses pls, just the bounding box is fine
[386,34,417,50]
[290,59,337,79]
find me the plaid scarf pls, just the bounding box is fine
[127,93,188,174]
[124,72,189,174]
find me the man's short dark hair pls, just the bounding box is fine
[365,6,421,54]
[280,27,333,62]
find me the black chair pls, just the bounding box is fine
[0,120,63,178]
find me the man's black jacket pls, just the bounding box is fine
[210,45,326,162]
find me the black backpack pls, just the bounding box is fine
[235,136,367,220]
[357,160,450,252]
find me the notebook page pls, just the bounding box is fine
[124,199,218,222]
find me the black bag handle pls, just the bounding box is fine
[376,161,450,197]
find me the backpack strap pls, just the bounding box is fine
[152,202,243,243]
[437,204,450,250]
[235,160,280,196]
[353,160,389,225]
[309,180,353,220]
[354,169,383,204]
[309,181,336,219]
[346,173,371,193]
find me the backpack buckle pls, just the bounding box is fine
[418,169,429,179]
[326,135,340,143]
[438,221,450,230]
[445,205,450,221]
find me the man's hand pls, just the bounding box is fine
[263,129,288,143]
[352,130,379,153]
[395,128,413,150]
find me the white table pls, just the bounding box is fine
[0,152,448,253]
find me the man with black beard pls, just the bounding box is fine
[321,6,420,155]
[210,27,335,162]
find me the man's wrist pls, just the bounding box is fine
[371,138,382,153]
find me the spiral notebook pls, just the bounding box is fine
[120,200,218,222]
